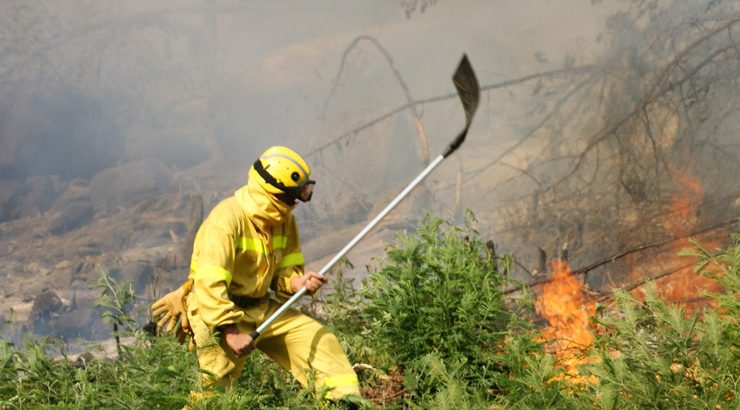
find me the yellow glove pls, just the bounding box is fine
[151,279,193,341]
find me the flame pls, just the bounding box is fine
[535,259,597,383]
[638,167,723,308]
[666,169,703,229]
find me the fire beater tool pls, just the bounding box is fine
[250,53,481,340]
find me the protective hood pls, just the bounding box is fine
[235,175,294,232]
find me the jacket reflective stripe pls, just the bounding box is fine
[235,237,265,253]
[193,263,233,286]
[235,235,289,253]
[278,252,304,269]
[322,373,360,388]
[272,235,288,249]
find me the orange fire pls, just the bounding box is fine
[668,169,704,223]
[640,167,723,307]
[535,259,597,384]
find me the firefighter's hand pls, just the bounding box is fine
[151,280,192,336]
[222,325,255,358]
[291,271,327,294]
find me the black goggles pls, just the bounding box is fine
[253,160,316,202]
[296,180,315,202]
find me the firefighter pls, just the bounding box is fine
[151,146,360,402]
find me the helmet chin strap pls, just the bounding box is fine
[253,159,287,191]
[275,192,297,206]
[253,159,313,203]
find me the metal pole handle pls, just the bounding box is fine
[252,154,446,338]
[251,54,479,339]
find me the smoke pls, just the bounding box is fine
[0,0,738,341]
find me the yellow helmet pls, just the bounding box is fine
[250,146,315,203]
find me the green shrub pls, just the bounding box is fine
[581,234,739,410]
[0,333,198,409]
[361,215,511,362]
[495,233,740,410]
[351,215,518,405]
[1,220,737,409]
[0,270,320,409]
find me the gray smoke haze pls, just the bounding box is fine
[0,0,607,174]
[1,0,738,341]
[0,0,613,234]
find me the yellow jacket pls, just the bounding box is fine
[187,176,304,333]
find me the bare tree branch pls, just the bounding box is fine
[322,35,430,164]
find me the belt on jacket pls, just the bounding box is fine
[229,294,268,309]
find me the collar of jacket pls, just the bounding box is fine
[235,176,294,232]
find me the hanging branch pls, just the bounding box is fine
[600,262,695,299]
[503,218,738,295]
[308,64,596,161]
[556,16,740,187]
[322,35,430,164]
[463,72,598,188]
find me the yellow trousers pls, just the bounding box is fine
[188,297,360,400]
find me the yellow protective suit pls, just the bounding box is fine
[185,176,360,400]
